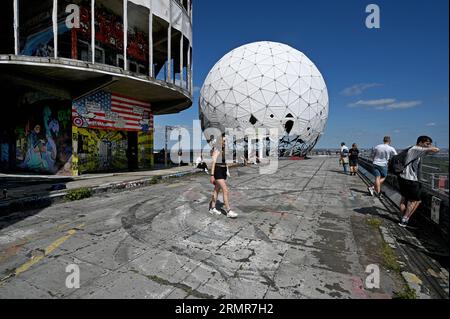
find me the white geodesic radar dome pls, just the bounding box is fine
[199,41,329,155]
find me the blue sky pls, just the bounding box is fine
[155,0,449,150]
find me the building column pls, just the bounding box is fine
[53,0,58,58]
[91,0,95,64]
[167,0,172,82]
[187,42,191,93]
[13,0,19,55]
[149,10,153,77]
[72,126,79,176]
[123,0,128,70]
[188,1,193,94]
[180,34,183,88]
[190,46,193,95]
[187,0,191,20]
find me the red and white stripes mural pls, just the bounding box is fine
[72,91,153,133]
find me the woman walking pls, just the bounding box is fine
[349,143,360,176]
[209,134,238,218]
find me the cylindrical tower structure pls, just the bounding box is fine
[0,0,193,175]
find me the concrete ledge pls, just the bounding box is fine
[358,161,449,299]
[358,158,449,241]
[0,169,202,214]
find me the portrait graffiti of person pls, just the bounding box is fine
[22,123,46,171]
[19,104,72,174]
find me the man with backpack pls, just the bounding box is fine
[340,142,350,175]
[368,136,397,197]
[397,136,440,227]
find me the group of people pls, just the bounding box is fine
[339,143,360,176]
[203,133,440,227]
[340,136,440,228]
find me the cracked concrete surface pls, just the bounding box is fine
[0,158,404,299]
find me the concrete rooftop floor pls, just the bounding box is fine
[0,157,410,299]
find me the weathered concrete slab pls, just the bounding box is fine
[0,158,411,299]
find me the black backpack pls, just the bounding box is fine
[388,147,419,175]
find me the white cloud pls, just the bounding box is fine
[384,101,422,110]
[427,122,437,127]
[350,99,422,111]
[349,99,396,107]
[394,129,401,134]
[341,83,382,96]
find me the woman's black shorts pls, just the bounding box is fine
[214,165,227,180]
[349,158,358,167]
[398,177,422,201]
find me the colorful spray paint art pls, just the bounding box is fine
[71,90,154,175]
[72,91,153,132]
[74,128,128,173]
[16,104,72,175]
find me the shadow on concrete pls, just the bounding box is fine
[350,188,372,196]
[0,177,72,231]
[354,206,450,270]
[214,201,227,215]
[353,207,401,224]
[395,237,449,268]
[329,170,351,175]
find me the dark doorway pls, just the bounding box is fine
[127,132,138,170]
[285,120,294,134]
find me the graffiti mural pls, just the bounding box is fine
[0,142,9,170]
[72,91,153,132]
[71,90,154,174]
[15,103,72,175]
[70,90,154,175]
[138,131,154,169]
[74,128,128,174]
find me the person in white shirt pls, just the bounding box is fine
[195,155,208,173]
[398,136,440,227]
[340,143,350,174]
[368,136,397,197]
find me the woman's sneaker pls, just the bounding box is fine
[209,208,222,215]
[398,217,409,227]
[226,210,238,219]
[398,221,408,228]
[368,186,375,196]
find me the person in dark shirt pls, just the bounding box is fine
[349,143,360,176]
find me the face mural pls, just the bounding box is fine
[16,104,72,175]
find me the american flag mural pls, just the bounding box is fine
[72,91,153,133]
